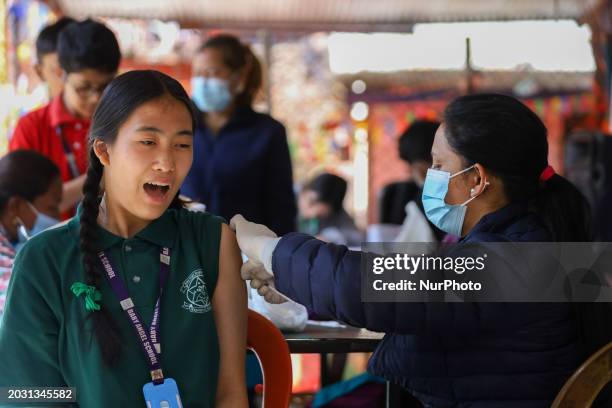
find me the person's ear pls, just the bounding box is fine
[34,64,44,80]
[7,197,33,229]
[235,58,252,94]
[317,202,334,218]
[93,139,111,166]
[470,163,490,196]
[234,73,246,94]
[5,197,22,222]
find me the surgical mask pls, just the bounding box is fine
[14,203,60,252]
[298,216,320,236]
[421,165,487,237]
[191,76,232,113]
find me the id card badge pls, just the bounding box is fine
[143,378,183,408]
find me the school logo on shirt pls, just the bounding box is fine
[180,269,212,314]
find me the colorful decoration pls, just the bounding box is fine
[366,93,596,223]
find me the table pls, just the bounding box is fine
[284,323,416,407]
[284,321,383,386]
[284,322,384,354]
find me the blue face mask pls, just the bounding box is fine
[421,165,486,237]
[191,76,232,113]
[14,203,60,252]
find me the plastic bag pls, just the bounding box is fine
[247,281,308,332]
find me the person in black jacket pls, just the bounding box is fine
[231,93,598,407]
[182,34,296,235]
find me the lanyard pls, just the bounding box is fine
[55,126,81,179]
[98,247,171,384]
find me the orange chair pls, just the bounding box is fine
[552,342,612,407]
[247,309,293,408]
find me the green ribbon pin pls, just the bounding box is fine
[71,282,102,312]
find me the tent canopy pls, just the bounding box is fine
[49,0,599,32]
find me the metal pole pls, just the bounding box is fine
[257,29,273,114]
[465,37,474,95]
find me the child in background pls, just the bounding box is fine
[34,17,75,100]
[10,19,121,218]
[299,172,363,247]
[0,150,61,319]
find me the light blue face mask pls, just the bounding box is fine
[190,76,232,113]
[421,165,487,237]
[14,203,60,252]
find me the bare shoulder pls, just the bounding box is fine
[219,223,240,259]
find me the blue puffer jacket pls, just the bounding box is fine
[272,203,582,407]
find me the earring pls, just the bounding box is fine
[470,188,476,196]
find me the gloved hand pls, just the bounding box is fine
[231,215,288,304]
[252,280,288,304]
[242,261,288,304]
[230,214,280,272]
[240,260,274,282]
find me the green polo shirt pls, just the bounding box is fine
[0,207,224,407]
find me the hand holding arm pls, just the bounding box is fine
[230,215,287,303]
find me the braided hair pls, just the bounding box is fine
[80,70,196,365]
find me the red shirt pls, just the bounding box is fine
[10,95,90,183]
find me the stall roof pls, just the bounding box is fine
[51,0,599,32]
[340,69,593,100]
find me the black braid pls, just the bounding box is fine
[79,148,122,365]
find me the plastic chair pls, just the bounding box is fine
[247,309,293,408]
[552,342,612,407]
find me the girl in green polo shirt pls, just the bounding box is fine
[0,70,248,407]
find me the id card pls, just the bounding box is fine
[143,378,183,408]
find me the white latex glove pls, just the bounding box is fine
[240,260,274,282]
[240,250,288,304]
[250,278,288,304]
[230,214,280,273]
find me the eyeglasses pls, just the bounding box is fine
[66,80,111,99]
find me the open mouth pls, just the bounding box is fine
[143,182,171,201]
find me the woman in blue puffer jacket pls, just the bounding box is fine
[232,94,594,407]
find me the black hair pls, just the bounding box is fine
[81,70,197,365]
[58,19,121,74]
[443,93,591,241]
[35,17,76,62]
[0,150,60,214]
[199,34,262,107]
[398,120,440,164]
[305,173,347,213]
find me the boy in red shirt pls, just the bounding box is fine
[34,17,75,100]
[10,19,121,218]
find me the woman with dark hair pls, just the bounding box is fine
[0,70,247,407]
[182,33,297,235]
[0,150,62,317]
[232,94,595,407]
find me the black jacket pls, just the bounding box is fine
[272,203,582,407]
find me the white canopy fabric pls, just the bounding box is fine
[52,0,598,32]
